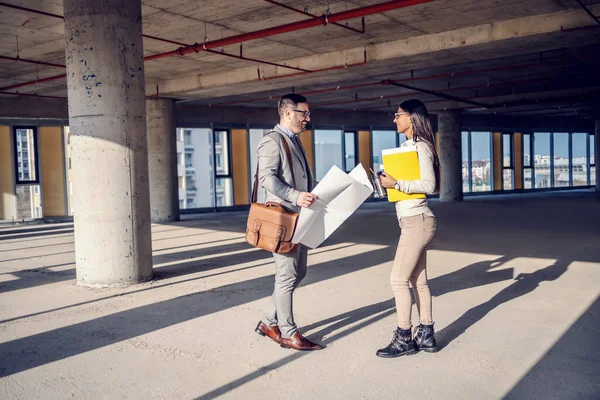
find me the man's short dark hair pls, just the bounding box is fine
[278,93,307,116]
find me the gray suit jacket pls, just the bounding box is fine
[257,125,314,213]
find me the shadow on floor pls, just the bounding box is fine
[436,258,570,350]
[196,299,397,400]
[0,245,395,378]
[0,229,74,241]
[502,295,600,399]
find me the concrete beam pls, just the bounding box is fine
[175,105,401,129]
[149,5,600,98]
[0,97,68,119]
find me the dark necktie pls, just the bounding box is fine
[292,135,312,189]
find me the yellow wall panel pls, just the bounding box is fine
[514,132,523,190]
[0,126,16,221]
[493,132,502,191]
[39,126,67,217]
[358,130,372,172]
[299,130,314,170]
[231,129,249,205]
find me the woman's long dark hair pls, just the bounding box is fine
[399,99,441,193]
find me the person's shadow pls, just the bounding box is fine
[436,259,569,350]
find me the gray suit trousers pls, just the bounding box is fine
[262,244,308,338]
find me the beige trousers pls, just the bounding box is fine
[390,213,436,330]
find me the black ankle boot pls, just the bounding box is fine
[413,324,437,353]
[376,327,416,358]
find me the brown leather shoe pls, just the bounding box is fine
[280,332,323,351]
[255,321,281,343]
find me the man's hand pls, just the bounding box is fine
[296,192,318,208]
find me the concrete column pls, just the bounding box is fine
[590,119,600,196]
[147,99,179,223]
[64,0,152,286]
[437,111,463,202]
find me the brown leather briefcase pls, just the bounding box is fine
[246,133,299,254]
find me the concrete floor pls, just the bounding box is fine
[1,192,599,399]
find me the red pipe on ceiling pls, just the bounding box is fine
[144,0,434,61]
[263,0,366,34]
[258,49,367,81]
[0,91,66,100]
[0,2,63,19]
[0,74,67,92]
[142,35,311,73]
[0,55,65,68]
[0,0,429,92]
[0,2,308,73]
[0,0,430,92]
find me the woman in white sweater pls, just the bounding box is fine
[376,99,441,358]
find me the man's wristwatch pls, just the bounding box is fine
[394,182,400,191]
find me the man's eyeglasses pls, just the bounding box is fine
[292,109,311,118]
[394,112,409,118]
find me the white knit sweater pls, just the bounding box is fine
[394,139,436,220]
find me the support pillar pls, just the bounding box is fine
[64,0,152,286]
[590,119,600,196]
[437,111,463,202]
[147,99,179,222]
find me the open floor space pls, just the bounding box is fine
[1,192,599,399]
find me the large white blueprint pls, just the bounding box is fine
[292,164,373,248]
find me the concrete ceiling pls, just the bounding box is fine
[1,0,600,118]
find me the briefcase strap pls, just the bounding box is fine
[251,131,297,203]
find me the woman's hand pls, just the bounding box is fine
[379,172,397,189]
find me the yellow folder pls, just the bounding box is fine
[382,146,425,202]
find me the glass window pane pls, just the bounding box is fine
[572,133,588,187]
[214,130,230,176]
[16,185,42,219]
[591,135,595,166]
[524,168,533,189]
[344,132,356,172]
[249,129,271,203]
[553,132,569,187]
[372,130,397,173]
[15,128,37,182]
[523,134,531,167]
[503,134,512,167]
[176,128,215,209]
[215,178,233,207]
[471,131,492,192]
[534,132,551,188]
[63,126,74,216]
[462,131,470,193]
[503,169,513,190]
[591,166,596,186]
[314,130,342,181]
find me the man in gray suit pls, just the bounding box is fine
[254,93,323,351]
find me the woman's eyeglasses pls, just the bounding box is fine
[394,112,409,118]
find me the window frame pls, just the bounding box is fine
[213,129,234,208]
[501,132,514,190]
[13,126,41,185]
[589,133,596,187]
[342,130,359,173]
